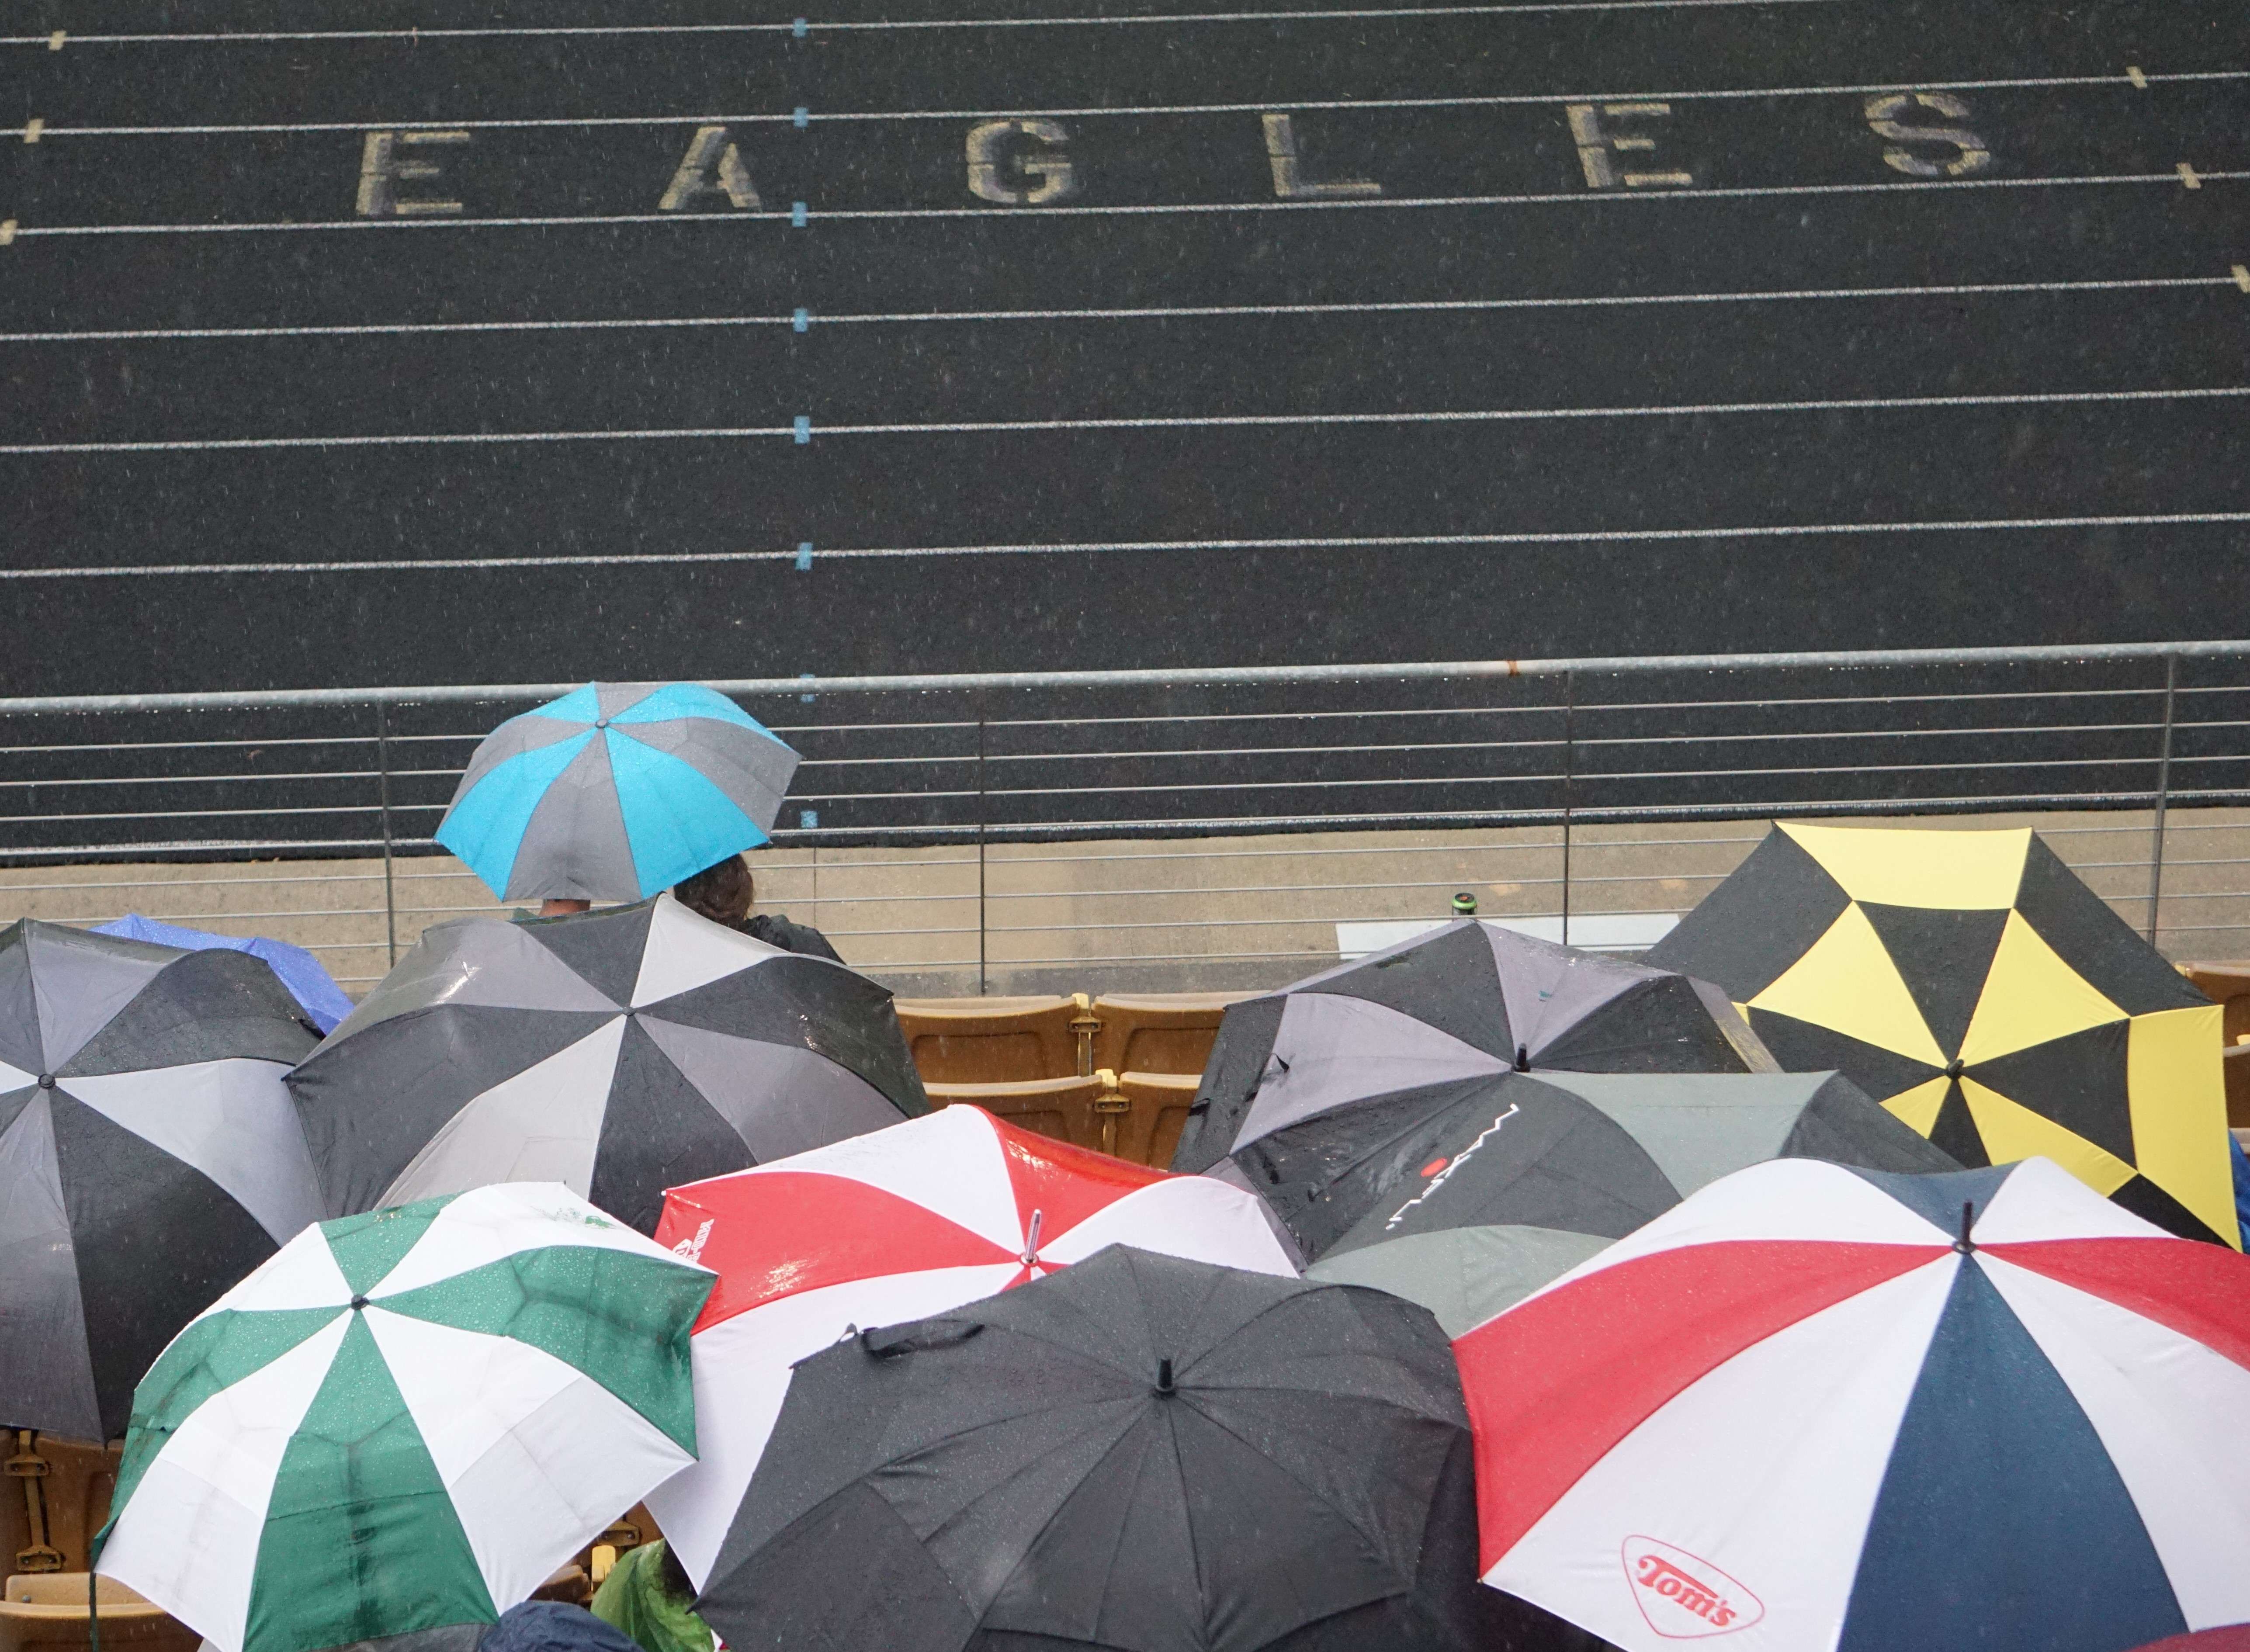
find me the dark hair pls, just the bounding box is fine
[673,854,751,906]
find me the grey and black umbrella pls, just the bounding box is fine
[287,895,926,1234]
[0,920,323,1439]
[696,1245,1505,1652]
[1172,921,1776,1182]
[1302,1070,1958,1328]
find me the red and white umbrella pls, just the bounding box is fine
[643,1104,1297,1583]
[1455,1156,2250,1652]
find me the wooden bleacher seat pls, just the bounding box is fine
[895,995,1097,1084]
[2178,964,2250,1126]
[0,1575,198,1652]
[1089,993,1257,1079]
[1111,1071,1205,1169]
[3,1436,120,1580]
[925,1074,1125,1155]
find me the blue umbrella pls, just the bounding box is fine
[92,912,355,1032]
[435,682,800,903]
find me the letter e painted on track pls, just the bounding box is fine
[356,130,471,216]
[1567,104,1693,189]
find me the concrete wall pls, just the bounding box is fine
[3,806,2243,1001]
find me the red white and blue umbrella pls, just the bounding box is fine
[1455,1155,2250,1652]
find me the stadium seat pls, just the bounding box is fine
[2178,963,2250,1126]
[2,1435,119,1579]
[1089,993,1257,1078]
[1111,1071,1205,1168]
[0,1575,197,1652]
[894,995,1099,1084]
[925,1074,1123,1154]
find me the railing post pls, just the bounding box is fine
[975,697,988,996]
[1558,671,1576,947]
[375,703,398,966]
[2144,653,2177,945]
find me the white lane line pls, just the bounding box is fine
[4,383,2244,455]
[1,384,2243,456]
[4,509,2247,578]
[0,0,1844,46]
[17,69,2246,137]
[7,169,2244,239]
[0,276,2229,345]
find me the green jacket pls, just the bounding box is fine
[590,1541,714,1652]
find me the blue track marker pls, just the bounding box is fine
[794,107,810,129]
[793,307,809,332]
[792,17,808,36]
[790,201,808,228]
[798,674,817,704]
[794,416,811,443]
[799,808,819,829]
[796,542,814,570]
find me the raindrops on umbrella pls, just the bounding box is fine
[287,897,926,1235]
[0,919,323,1439]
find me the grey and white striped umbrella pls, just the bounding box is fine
[435,681,800,903]
[0,920,323,1439]
[287,896,928,1234]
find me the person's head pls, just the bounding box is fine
[673,853,753,925]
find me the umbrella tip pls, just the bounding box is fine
[1953,1202,1977,1255]
[1514,1044,1530,1072]
[1156,1357,1175,1395]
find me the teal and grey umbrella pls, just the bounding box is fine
[436,682,799,903]
[94,1182,714,1652]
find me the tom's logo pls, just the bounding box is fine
[1620,1537,1764,1638]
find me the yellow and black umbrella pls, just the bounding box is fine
[1649,822,2238,1248]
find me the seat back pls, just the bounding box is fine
[0,1575,199,1652]
[1113,1071,1205,1168]
[926,1074,1119,1154]
[895,995,1096,1084]
[3,1436,120,1579]
[1089,993,1257,1078]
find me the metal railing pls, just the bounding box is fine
[0,641,2243,995]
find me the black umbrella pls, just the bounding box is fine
[696,1246,1502,1652]
[0,919,322,1438]
[1295,1069,1959,1317]
[288,895,927,1234]
[1172,922,1775,1181]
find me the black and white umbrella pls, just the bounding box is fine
[1173,921,1776,1181]
[0,921,322,1439]
[697,1246,1505,1652]
[288,896,928,1234]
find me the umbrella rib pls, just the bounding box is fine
[1174,1389,1424,1580]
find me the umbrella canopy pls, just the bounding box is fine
[1647,822,2238,1247]
[696,1246,1500,1652]
[94,1182,714,1652]
[94,913,356,1034]
[643,1105,1297,1585]
[435,682,799,903]
[1171,921,1775,1178]
[287,897,924,1235]
[1306,1070,1957,1329]
[1456,1156,2250,1652]
[0,919,322,1439]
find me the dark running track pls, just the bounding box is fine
[0,0,2245,700]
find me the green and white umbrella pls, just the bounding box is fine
[94,1182,714,1652]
